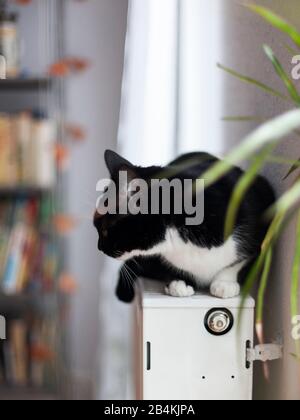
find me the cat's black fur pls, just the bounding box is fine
[94,150,275,303]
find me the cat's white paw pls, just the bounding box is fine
[165,280,195,298]
[210,281,240,299]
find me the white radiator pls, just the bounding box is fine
[135,280,255,401]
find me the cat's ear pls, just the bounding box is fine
[104,150,133,176]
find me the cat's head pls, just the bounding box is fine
[94,150,167,260]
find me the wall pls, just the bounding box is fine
[65,0,128,399]
[66,0,300,400]
[221,0,300,400]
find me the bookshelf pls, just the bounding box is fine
[0,79,52,91]
[0,187,50,197]
[0,386,57,400]
[0,293,33,319]
[0,0,67,399]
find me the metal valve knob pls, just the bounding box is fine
[204,309,234,336]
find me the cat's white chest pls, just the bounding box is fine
[120,228,239,285]
[161,229,238,285]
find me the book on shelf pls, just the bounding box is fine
[0,196,60,390]
[0,197,58,295]
[0,112,57,189]
[0,115,18,186]
[8,321,28,386]
[0,318,57,388]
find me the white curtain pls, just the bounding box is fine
[98,0,224,400]
[178,0,224,155]
[118,0,179,166]
[119,0,224,165]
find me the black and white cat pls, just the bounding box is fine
[94,150,275,303]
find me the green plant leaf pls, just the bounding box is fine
[238,214,286,324]
[262,213,285,252]
[283,157,300,180]
[200,110,300,191]
[263,45,300,105]
[291,353,300,361]
[238,252,267,326]
[291,212,300,356]
[245,215,283,300]
[257,247,273,324]
[217,63,290,102]
[222,116,267,122]
[291,212,300,318]
[266,155,300,167]
[262,203,300,256]
[224,144,275,240]
[283,43,300,56]
[268,178,300,217]
[247,4,300,48]
[242,254,266,300]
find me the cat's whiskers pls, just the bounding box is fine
[122,264,135,288]
[124,263,138,283]
[120,265,130,287]
[131,257,142,270]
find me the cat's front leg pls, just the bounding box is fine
[165,280,195,298]
[210,262,245,299]
[210,279,240,299]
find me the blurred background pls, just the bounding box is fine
[0,0,299,400]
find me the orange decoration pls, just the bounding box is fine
[59,273,78,295]
[66,124,87,142]
[14,0,32,4]
[48,57,90,78]
[65,57,90,72]
[48,60,70,77]
[54,144,70,170]
[53,214,78,235]
[30,344,55,362]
